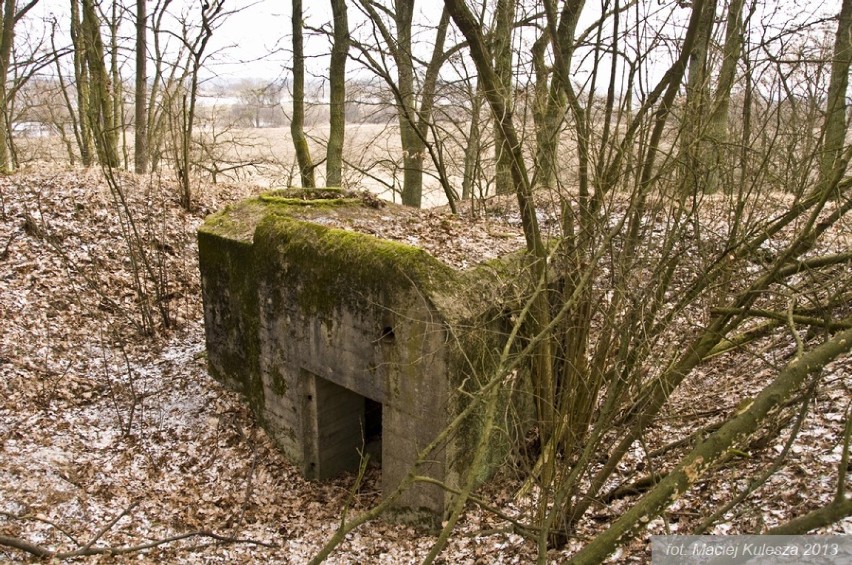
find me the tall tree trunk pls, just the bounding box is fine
[0,0,16,172]
[70,0,93,166]
[680,0,718,194]
[357,1,451,208]
[396,3,450,207]
[134,0,148,173]
[81,0,119,168]
[492,0,514,195]
[291,0,314,187]
[708,0,744,145]
[705,0,745,194]
[462,87,483,201]
[394,0,422,207]
[531,31,556,190]
[327,0,348,187]
[819,0,852,187]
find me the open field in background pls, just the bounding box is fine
[13,122,467,208]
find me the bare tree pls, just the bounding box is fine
[134,0,147,173]
[234,79,285,128]
[81,0,120,168]
[0,0,40,171]
[69,0,93,166]
[352,1,455,208]
[291,0,315,187]
[327,0,348,187]
[172,0,226,208]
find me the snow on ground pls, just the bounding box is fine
[0,166,849,563]
[0,168,543,563]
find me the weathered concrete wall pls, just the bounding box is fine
[198,189,525,522]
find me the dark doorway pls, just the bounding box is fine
[301,370,382,478]
[364,397,382,465]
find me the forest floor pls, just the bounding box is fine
[0,166,849,563]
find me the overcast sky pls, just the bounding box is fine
[26,0,839,87]
[206,0,444,81]
[205,0,301,81]
[27,0,451,81]
[28,0,299,81]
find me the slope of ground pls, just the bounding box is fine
[0,167,848,563]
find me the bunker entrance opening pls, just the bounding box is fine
[302,370,382,480]
[364,397,382,465]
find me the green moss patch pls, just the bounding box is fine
[259,187,357,207]
[254,215,455,319]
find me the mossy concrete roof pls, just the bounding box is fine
[198,188,526,324]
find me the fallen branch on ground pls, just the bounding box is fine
[0,530,277,559]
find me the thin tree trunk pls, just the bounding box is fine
[819,0,852,186]
[147,0,180,174]
[416,8,453,209]
[291,0,314,187]
[134,0,148,173]
[704,0,745,193]
[327,0,348,187]
[0,0,16,172]
[178,1,223,208]
[71,0,93,166]
[462,87,483,200]
[81,0,119,168]
[492,0,514,195]
[108,1,127,169]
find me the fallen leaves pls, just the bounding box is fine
[0,166,849,563]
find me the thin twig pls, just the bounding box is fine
[0,530,277,560]
[695,380,816,533]
[0,511,80,545]
[836,401,851,502]
[82,499,141,552]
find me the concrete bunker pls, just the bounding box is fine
[198,188,527,522]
